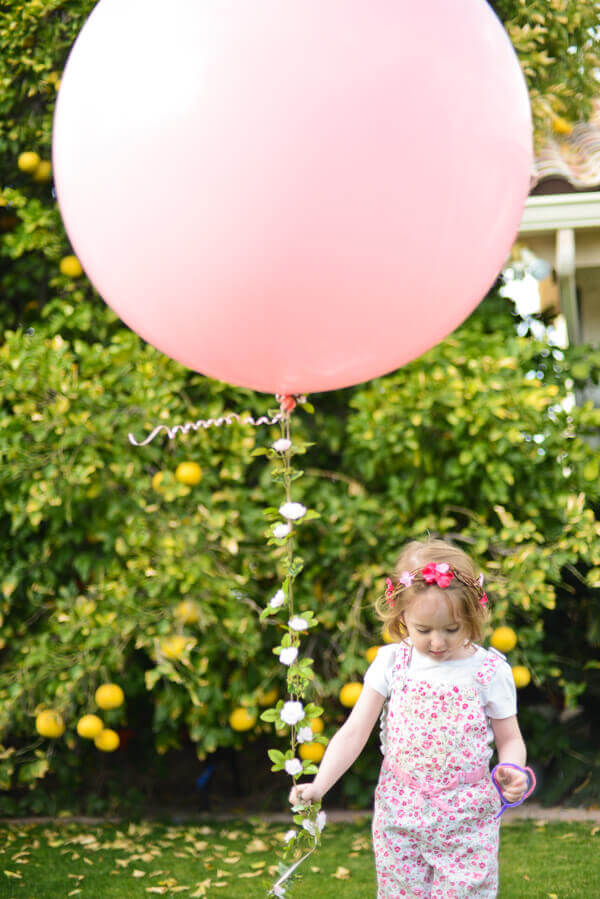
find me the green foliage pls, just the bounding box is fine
[489,0,600,139]
[1,0,600,812]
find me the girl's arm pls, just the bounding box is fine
[290,685,386,804]
[490,715,528,802]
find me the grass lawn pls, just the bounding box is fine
[0,818,598,898]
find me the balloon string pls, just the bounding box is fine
[128,411,284,446]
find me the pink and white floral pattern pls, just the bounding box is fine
[372,645,502,897]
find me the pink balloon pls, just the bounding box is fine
[53,0,532,394]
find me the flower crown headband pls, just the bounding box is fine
[385,562,488,607]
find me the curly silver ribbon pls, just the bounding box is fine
[128,411,284,446]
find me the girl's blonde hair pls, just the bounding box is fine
[375,538,488,643]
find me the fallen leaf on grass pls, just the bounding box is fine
[333,866,351,880]
[189,880,211,897]
[245,838,269,853]
[133,870,146,878]
[557,832,575,839]
[310,867,321,873]
[3,870,22,879]
[548,893,558,898]
[591,827,599,836]
[68,890,82,896]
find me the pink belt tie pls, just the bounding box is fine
[384,761,489,814]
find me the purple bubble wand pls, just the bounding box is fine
[491,763,537,819]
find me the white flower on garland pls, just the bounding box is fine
[284,758,303,776]
[280,700,304,726]
[272,438,292,453]
[272,885,286,898]
[273,522,292,539]
[316,811,327,832]
[302,818,317,836]
[283,829,297,844]
[279,502,307,521]
[296,725,313,743]
[269,589,286,609]
[288,616,309,631]
[279,647,298,666]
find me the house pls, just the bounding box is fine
[517,100,600,346]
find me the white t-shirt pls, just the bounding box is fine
[364,641,517,752]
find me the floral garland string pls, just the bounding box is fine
[129,395,328,896]
[257,396,328,897]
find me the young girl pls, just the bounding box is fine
[290,539,529,897]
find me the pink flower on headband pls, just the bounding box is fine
[422,563,454,589]
[400,571,414,588]
[480,592,488,606]
[385,578,394,605]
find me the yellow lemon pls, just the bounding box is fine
[309,717,324,734]
[552,116,573,136]
[94,683,124,710]
[151,471,165,492]
[18,151,40,173]
[94,729,120,751]
[76,714,104,739]
[59,255,83,278]
[339,682,363,708]
[512,666,531,688]
[175,462,202,485]
[257,687,279,707]
[229,707,256,731]
[35,710,65,738]
[366,645,381,663]
[173,600,200,624]
[490,627,517,653]
[382,627,395,644]
[160,635,187,659]
[299,742,325,762]
[32,160,52,182]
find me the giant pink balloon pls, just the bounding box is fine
[53,0,532,394]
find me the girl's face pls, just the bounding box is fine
[402,588,470,661]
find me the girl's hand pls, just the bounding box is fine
[495,765,528,803]
[289,782,322,806]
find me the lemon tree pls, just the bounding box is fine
[1,0,600,813]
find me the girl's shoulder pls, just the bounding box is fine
[473,645,514,688]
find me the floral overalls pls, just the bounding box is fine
[372,643,503,898]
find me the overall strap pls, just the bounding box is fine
[475,647,506,687]
[393,640,412,672]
